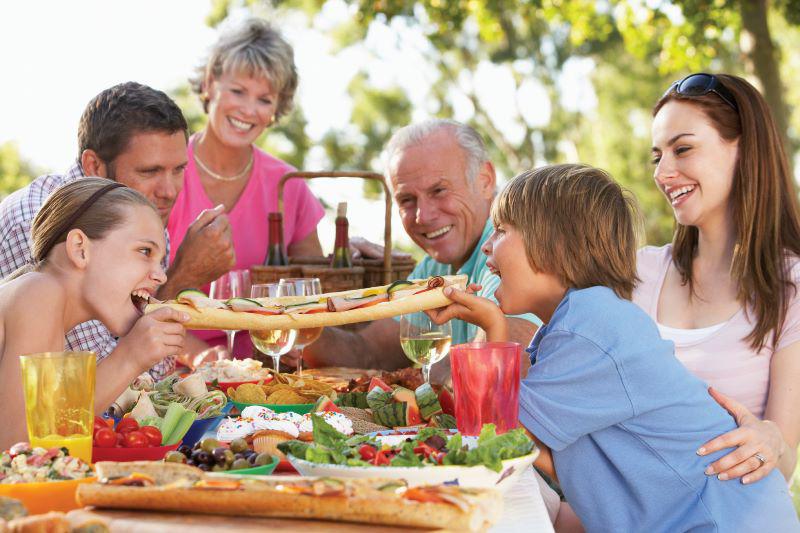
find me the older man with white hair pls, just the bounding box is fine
[304,119,540,379]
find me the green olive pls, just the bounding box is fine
[223,449,235,465]
[200,438,222,453]
[211,464,227,472]
[231,458,250,470]
[254,453,273,466]
[230,438,249,454]
[164,451,186,464]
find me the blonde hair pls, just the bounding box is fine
[191,18,298,120]
[32,178,155,265]
[492,164,641,300]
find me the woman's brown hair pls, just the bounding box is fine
[492,164,641,300]
[654,74,800,352]
[31,177,156,265]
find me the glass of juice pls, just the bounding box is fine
[19,351,96,463]
[450,342,521,436]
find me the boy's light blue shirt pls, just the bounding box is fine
[520,286,798,533]
[400,218,541,344]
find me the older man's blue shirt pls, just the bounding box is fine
[520,286,798,532]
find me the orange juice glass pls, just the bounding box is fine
[19,351,95,463]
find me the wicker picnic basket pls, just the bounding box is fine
[250,171,415,293]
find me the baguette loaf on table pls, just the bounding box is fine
[144,275,468,331]
[77,462,501,531]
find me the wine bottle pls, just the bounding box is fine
[265,212,288,266]
[330,202,353,268]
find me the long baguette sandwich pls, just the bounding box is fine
[144,274,467,331]
[76,461,502,531]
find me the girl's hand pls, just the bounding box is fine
[120,307,189,372]
[425,284,508,341]
[698,387,785,484]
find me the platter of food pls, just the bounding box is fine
[165,437,279,476]
[145,275,467,330]
[193,358,273,390]
[281,417,537,494]
[109,372,231,449]
[0,443,95,514]
[225,371,339,415]
[76,460,502,531]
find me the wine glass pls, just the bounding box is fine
[279,278,323,374]
[399,312,452,383]
[210,269,251,358]
[249,282,297,372]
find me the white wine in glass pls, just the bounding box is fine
[249,283,297,372]
[279,277,323,374]
[399,312,452,383]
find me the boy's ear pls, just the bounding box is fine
[474,161,497,200]
[64,229,91,269]
[80,149,108,178]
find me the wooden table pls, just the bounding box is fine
[75,468,553,532]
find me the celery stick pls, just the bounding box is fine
[160,403,185,445]
[165,409,197,445]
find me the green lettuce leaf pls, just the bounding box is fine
[390,442,424,467]
[464,426,534,472]
[277,440,310,459]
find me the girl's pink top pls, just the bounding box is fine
[168,136,324,354]
[633,244,800,418]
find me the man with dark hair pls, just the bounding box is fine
[0,82,235,378]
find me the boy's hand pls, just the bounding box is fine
[426,284,508,341]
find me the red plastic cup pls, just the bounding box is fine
[450,341,521,436]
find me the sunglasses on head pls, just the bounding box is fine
[664,73,738,112]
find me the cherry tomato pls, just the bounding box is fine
[358,444,376,461]
[116,418,139,434]
[116,432,126,447]
[123,431,149,448]
[93,416,109,436]
[139,426,163,447]
[373,450,391,466]
[94,428,117,448]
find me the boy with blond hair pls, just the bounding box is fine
[429,164,797,532]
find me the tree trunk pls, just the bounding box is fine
[738,0,791,149]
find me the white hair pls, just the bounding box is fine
[384,119,488,184]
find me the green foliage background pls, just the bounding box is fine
[194,0,800,247]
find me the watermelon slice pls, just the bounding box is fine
[392,387,418,410]
[415,383,442,421]
[366,388,393,411]
[373,402,407,427]
[368,377,393,393]
[405,403,423,426]
[438,388,455,416]
[429,413,457,429]
[313,396,343,414]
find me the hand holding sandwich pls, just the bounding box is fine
[426,284,509,342]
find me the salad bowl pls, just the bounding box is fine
[288,449,537,493]
[285,424,539,494]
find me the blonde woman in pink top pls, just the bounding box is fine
[168,19,324,354]
[635,73,800,485]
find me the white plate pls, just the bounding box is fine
[287,436,538,494]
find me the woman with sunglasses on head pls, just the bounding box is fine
[168,18,325,356]
[0,178,190,448]
[636,73,800,485]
